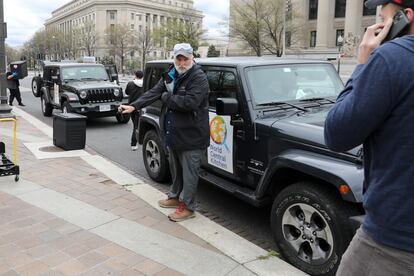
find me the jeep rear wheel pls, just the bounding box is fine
[31,77,42,97]
[41,93,53,117]
[271,182,356,276]
[142,130,170,182]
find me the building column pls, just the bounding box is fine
[315,0,335,48]
[343,0,363,56]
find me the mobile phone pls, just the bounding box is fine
[383,10,410,43]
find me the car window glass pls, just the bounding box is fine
[149,67,164,89]
[246,64,343,105]
[205,70,237,109]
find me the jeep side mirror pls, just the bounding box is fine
[216,98,239,116]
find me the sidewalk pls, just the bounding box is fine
[0,106,307,276]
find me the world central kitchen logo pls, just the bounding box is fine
[210,116,229,151]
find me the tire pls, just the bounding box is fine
[61,101,72,114]
[31,77,42,97]
[270,182,357,276]
[41,93,53,117]
[116,112,130,124]
[142,130,170,182]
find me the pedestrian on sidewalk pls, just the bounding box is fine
[6,69,25,106]
[125,70,144,151]
[325,1,414,275]
[118,43,209,222]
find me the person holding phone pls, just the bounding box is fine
[325,1,414,275]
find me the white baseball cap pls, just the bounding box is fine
[173,43,193,58]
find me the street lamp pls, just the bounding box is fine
[337,35,344,74]
[0,0,13,118]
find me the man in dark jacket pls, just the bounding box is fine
[6,70,24,106]
[325,1,414,275]
[125,70,144,150]
[119,43,209,221]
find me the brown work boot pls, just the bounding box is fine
[158,198,179,208]
[168,202,195,222]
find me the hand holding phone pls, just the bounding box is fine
[383,10,410,43]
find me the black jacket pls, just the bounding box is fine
[130,64,210,151]
[125,80,144,104]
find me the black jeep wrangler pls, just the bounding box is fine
[138,57,364,276]
[32,62,129,123]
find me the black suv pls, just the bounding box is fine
[32,62,129,123]
[138,57,364,276]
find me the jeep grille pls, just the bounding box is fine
[86,89,116,103]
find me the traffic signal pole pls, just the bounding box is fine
[0,0,13,118]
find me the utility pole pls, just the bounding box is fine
[0,0,12,118]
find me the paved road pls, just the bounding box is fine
[17,72,277,252]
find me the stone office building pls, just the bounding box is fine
[228,0,380,57]
[44,0,203,65]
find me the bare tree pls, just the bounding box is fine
[229,0,306,57]
[229,0,265,56]
[105,24,136,74]
[78,20,97,57]
[261,0,306,56]
[136,27,155,69]
[155,8,204,54]
[5,44,20,63]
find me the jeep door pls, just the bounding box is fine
[201,66,255,188]
[44,67,61,107]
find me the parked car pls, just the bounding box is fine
[137,57,364,276]
[33,62,130,123]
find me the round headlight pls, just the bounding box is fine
[79,90,88,99]
[113,89,120,97]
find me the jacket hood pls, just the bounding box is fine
[133,79,143,87]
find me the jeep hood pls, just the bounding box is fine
[264,107,362,156]
[63,81,119,90]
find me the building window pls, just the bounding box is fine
[131,24,134,30]
[139,25,142,32]
[138,15,142,21]
[309,0,318,20]
[153,15,157,24]
[335,0,346,18]
[363,0,377,16]
[109,11,115,20]
[131,13,134,20]
[336,29,344,46]
[310,31,317,47]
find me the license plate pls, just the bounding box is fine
[99,105,111,112]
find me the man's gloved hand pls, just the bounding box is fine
[161,92,171,103]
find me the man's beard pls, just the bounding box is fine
[174,63,193,75]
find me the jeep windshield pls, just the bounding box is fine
[245,63,344,106]
[61,66,109,82]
